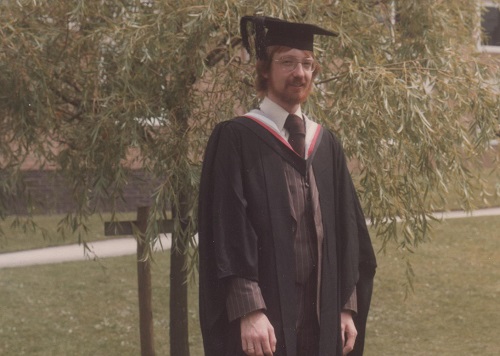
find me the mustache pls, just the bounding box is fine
[288,80,307,86]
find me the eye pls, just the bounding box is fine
[302,62,313,70]
[281,59,295,67]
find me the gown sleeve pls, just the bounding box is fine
[198,121,264,355]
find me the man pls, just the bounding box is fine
[199,16,376,356]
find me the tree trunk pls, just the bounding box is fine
[169,192,190,356]
[136,206,156,356]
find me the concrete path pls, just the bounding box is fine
[0,234,172,269]
[1,207,499,269]
[432,207,500,219]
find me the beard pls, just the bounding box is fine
[268,77,313,107]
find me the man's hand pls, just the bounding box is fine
[341,311,357,355]
[240,310,277,356]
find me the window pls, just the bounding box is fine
[478,1,500,53]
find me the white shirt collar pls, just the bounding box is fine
[245,97,320,159]
[259,97,303,132]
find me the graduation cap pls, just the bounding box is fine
[240,16,337,60]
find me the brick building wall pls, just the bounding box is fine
[3,169,160,215]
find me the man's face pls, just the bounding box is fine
[265,48,314,110]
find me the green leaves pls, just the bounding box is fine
[1,0,498,283]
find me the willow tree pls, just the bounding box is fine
[1,0,499,355]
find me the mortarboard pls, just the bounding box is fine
[240,16,337,60]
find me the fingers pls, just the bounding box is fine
[243,330,275,355]
[243,338,273,356]
[244,341,263,356]
[341,311,357,355]
[268,327,277,353]
[343,329,357,355]
[241,311,276,355]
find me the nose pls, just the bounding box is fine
[292,62,306,77]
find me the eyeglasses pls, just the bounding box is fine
[274,56,316,73]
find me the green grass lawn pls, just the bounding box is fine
[367,215,500,355]
[0,252,200,356]
[1,215,499,355]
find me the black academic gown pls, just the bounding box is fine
[198,117,377,356]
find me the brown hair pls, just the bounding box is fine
[254,46,322,98]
